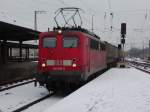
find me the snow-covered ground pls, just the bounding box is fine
[130,63,150,73]
[45,68,150,112]
[23,95,64,112]
[0,83,62,112]
[0,79,34,90]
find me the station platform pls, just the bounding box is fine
[0,61,37,85]
[45,68,150,112]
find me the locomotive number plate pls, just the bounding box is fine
[47,60,55,65]
[52,67,65,70]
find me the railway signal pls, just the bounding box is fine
[120,23,127,62]
[121,23,126,35]
[121,23,126,44]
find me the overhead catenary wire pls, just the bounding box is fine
[107,0,112,11]
[0,11,31,26]
[1,1,150,37]
[0,0,68,29]
[106,0,114,31]
[75,0,104,33]
[57,0,69,6]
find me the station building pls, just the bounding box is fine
[0,21,40,65]
[0,21,40,85]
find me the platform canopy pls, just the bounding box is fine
[0,21,40,41]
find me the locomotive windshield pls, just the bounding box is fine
[63,37,78,48]
[43,37,56,48]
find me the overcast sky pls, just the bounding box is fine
[1,0,150,50]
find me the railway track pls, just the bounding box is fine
[0,80,56,112]
[12,93,54,112]
[0,79,35,92]
[131,65,150,74]
[129,62,150,74]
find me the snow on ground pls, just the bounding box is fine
[23,95,63,112]
[0,83,49,112]
[130,63,150,73]
[45,68,150,112]
[0,79,34,90]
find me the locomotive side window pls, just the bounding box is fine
[63,37,78,48]
[100,43,106,51]
[43,38,56,48]
[90,39,99,50]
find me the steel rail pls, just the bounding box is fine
[12,93,54,112]
[0,79,35,92]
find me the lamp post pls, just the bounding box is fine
[91,15,94,32]
[34,10,46,31]
[34,10,46,44]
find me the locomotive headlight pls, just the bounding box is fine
[72,63,77,67]
[42,63,46,67]
[58,30,62,34]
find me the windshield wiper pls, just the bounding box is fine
[69,43,75,48]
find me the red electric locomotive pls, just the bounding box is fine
[36,27,107,91]
[35,7,118,91]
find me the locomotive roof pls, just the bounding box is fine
[53,27,100,39]
[104,41,117,48]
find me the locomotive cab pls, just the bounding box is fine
[37,30,85,90]
[36,28,108,91]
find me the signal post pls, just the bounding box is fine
[117,23,127,68]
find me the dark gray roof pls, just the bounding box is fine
[0,21,40,41]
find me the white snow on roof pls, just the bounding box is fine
[44,68,150,112]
